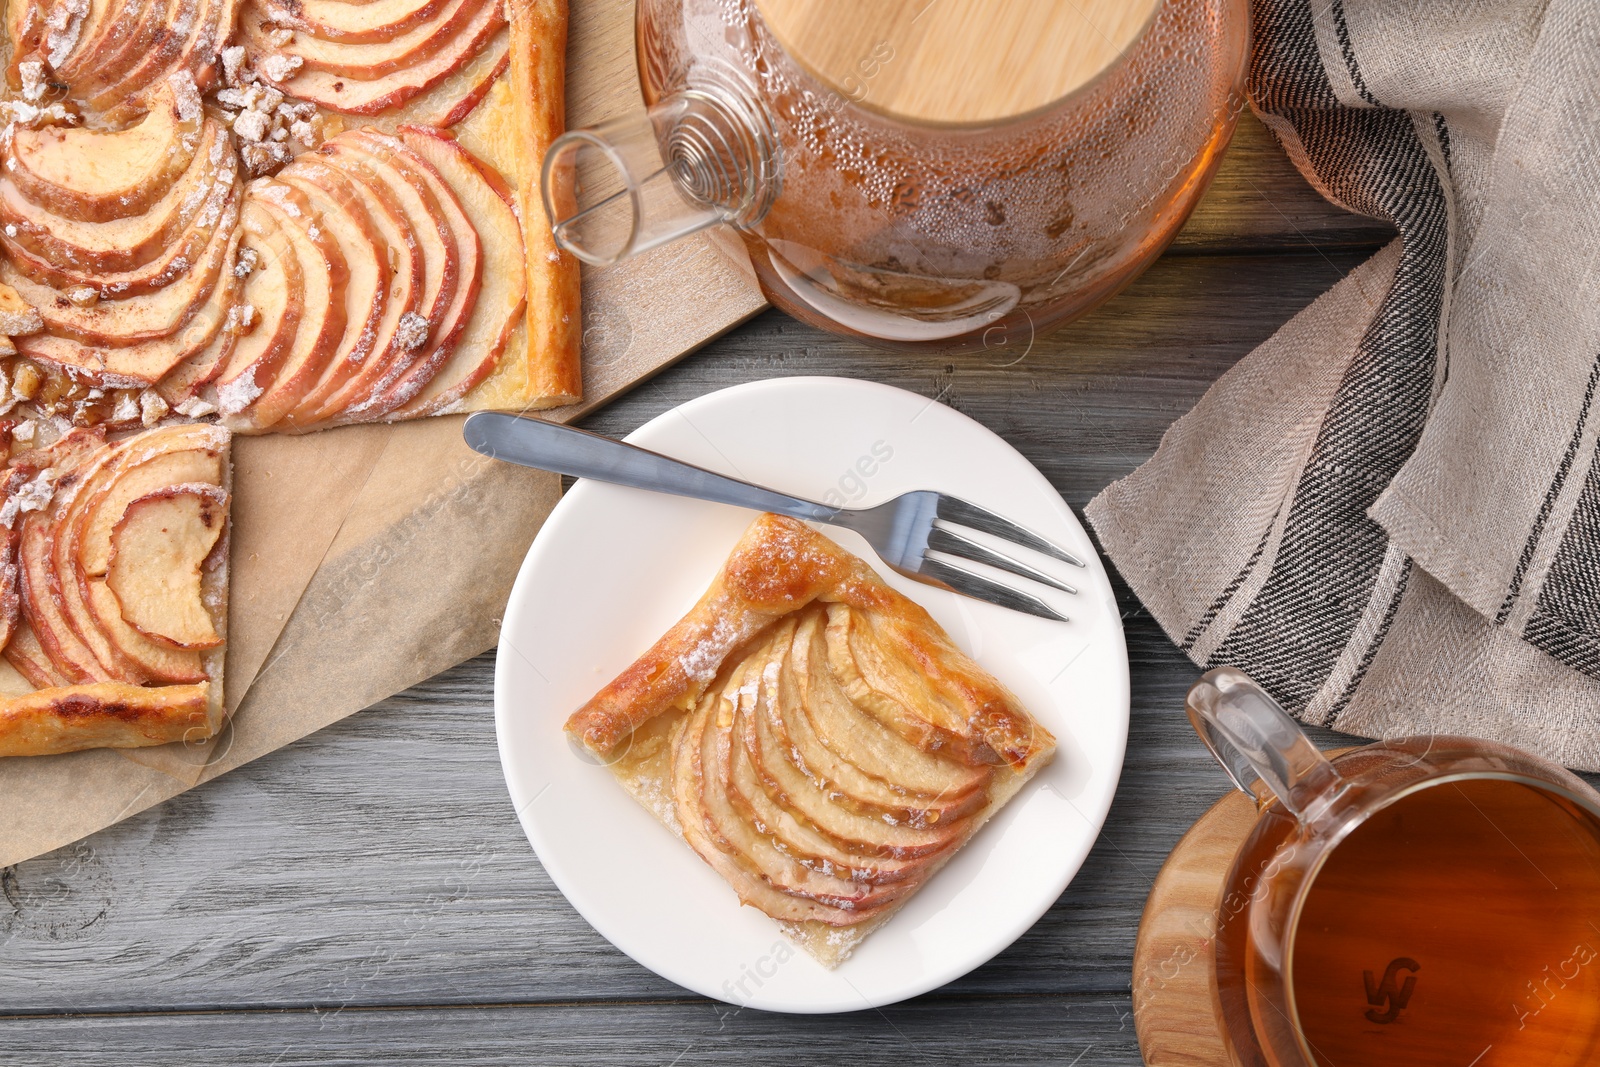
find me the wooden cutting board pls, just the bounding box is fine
[544,0,770,423]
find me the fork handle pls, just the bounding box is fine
[463,412,839,522]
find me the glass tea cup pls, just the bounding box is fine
[543,0,1249,350]
[1186,667,1600,1067]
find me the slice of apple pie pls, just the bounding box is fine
[567,513,1057,967]
[0,420,230,756]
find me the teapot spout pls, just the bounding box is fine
[541,88,778,267]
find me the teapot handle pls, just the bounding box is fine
[1185,667,1343,820]
[542,87,776,267]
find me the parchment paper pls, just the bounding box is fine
[0,415,561,868]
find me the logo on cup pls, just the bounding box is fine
[1364,957,1420,1023]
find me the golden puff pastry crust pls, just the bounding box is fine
[567,513,1057,967]
[0,422,231,758]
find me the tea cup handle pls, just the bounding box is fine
[1185,667,1342,818]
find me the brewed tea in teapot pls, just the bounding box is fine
[545,0,1248,348]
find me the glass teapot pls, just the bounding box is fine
[541,0,1250,349]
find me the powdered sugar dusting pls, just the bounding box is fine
[679,615,738,684]
[168,70,203,125]
[216,372,263,415]
[44,0,89,69]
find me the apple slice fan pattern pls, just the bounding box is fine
[0,0,577,754]
[565,515,1059,967]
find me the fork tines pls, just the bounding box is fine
[922,498,1085,622]
[934,498,1086,568]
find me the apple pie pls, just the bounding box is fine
[0,0,577,433]
[0,420,230,756]
[567,514,1057,967]
[0,0,575,756]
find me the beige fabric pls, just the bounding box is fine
[1088,0,1600,769]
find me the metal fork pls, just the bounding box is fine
[463,412,1084,621]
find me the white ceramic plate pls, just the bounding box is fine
[495,376,1129,1013]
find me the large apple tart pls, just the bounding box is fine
[0,0,574,756]
[0,0,578,433]
[0,420,230,755]
[567,514,1057,967]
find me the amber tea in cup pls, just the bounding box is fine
[1240,771,1600,1066]
[1187,669,1600,1067]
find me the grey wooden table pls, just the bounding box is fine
[0,116,1479,1064]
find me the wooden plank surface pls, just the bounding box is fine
[0,110,1475,1065]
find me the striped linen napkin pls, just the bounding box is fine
[1087,0,1600,769]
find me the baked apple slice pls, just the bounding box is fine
[4,1,40,64]
[263,0,505,114]
[790,614,991,803]
[68,425,229,683]
[223,182,349,429]
[105,483,228,650]
[207,199,305,415]
[0,115,230,277]
[5,177,237,345]
[81,579,206,682]
[15,434,116,683]
[75,424,229,579]
[673,663,902,924]
[1,127,238,299]
[723,736,930,888]
[322,129,474,421]
[155,322,238,406]
[6,182,240,301]
[269,156,392,428]
[47,440,199,683]
[92,0,236,113]
[826,604,1034,767]
[3,619,70,690]
[777,614,991,824]
[0,466,29,651]
[46,440,150,682]
[255,0,445,44]
[6,76,200,223]
[87,0,198,108]
[53,430,221,682]
[725,758,935,896]
[739,643,972,861]
[22,427,220,682]
[41,0,138,88]
[379,125,523,419]
[280,152,425,428]
[68,0,173,105]
[724,629,947,886]
[18,224,244,387]
[243,0,486,80]
[374,24,508,129]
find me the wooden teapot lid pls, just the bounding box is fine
[755,0,1163,125]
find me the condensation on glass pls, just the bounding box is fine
[542,0,1250,350]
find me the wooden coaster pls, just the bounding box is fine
[1131,790,1258,1067]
